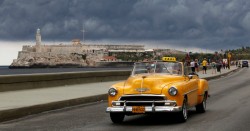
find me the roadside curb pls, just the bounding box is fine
[0,68,240,123]
[203,67,240,81]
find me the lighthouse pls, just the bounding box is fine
[36,28,42,52]
[36,28,41,46]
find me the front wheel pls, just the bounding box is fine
[110,113,125,123]
[196,94,207,113]
[177,98,188,122]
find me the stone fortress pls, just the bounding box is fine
[10,29,146,68]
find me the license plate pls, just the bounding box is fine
[132,106,145,113]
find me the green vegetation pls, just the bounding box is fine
[113,46,250,63]
[226,46,250,60]
[115,52,154,62]
[187,46,250,62]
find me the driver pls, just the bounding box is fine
[172,63,182,75]
[156,64,164,73]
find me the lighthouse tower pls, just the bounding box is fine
[36,28,42,52]
[36,28,42,45]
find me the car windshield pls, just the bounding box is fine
[132,61,183,76]
[242,61,248,64]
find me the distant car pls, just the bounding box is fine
[106,57,209,123]
[242,61,249,68]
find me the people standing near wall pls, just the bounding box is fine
[211,61,216,74]
[190,59,195,73]
[202,58,208,74]
[223,61,226,69]
[225,61,229,69]
[216,60,222,74]
[195,59,199,72]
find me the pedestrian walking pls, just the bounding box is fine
[216,61,222,74]
[190,59,195,73]
[202,58,208,74]
[211,61,216,74]
[225,61,228,69]
[195,59,199,72]
[223,61,226,69]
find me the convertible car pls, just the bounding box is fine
[106,57,209,123]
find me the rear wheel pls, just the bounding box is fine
[178,98,188,122]
[110,113,125,123]
[196,94,207,113]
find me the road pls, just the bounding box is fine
[0,68,250,131]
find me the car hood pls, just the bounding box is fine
[123,74,185,95]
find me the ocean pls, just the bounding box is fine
[0,66,9,69]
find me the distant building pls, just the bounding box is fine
[102,56,117,61]
[10,29,146,68]
[72,39,81,46]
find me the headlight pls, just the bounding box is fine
[108,87,117,96]
[168,87,178,96]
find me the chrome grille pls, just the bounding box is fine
[119,95,166,106]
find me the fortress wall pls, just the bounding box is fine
[45,46,107,55]
[18,51,50,59]
[48,46,83,54]
[18,51,31,59]
[22,45,35,52]
[17,51,49,60]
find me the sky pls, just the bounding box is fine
[1,0,250,65]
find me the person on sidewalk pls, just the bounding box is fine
[216,60,222,74]
[223,61,226,69]
[195,59,199,72]
[211,61,216,74]
[190,59,195,73]
[202,58,208,74]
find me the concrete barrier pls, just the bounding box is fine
[0,70,131,92]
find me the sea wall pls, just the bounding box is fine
[0,70,131,92]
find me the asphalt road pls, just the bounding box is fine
[0,68,250,131]
[0,67,131,75]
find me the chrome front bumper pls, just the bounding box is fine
[106,106,182,113]
[106,100,182,113]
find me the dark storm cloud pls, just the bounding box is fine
[0,0,250,50]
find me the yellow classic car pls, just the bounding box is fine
[106,57,209,123]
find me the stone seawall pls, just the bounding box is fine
[0,70,131,92]
[10,62,135,68]
[95,61,134,68]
